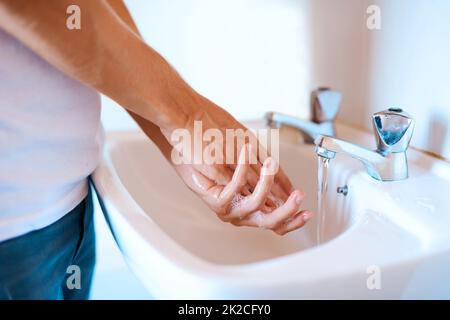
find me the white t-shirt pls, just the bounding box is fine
[0,29,102,242]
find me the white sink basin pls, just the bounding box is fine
[93,121,450,299]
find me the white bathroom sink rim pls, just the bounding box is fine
[93,121,450,290]
[94,166,442,290]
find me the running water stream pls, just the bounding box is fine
[316,156,330,245]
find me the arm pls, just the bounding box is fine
[0,0,313,234]
[105,0,173,161]
[0,0,193,131]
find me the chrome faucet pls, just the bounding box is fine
[315,108,415,181]
[265,87,341,143]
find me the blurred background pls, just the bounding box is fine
[92,0,450,299]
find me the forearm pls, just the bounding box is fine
[0,0,197,131]
[103,0,173,161]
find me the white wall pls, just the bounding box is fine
[308,0,369,128]
[102,0,450,159]
[102,0,368,130]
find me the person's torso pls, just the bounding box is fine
[0,29,102,242]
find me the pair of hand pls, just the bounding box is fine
[166,98,314,235]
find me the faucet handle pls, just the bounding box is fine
[372,107,415,154]
[311,87,341,124]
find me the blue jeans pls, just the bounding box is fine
[0,188,96,300]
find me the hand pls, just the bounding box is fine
[165,97,315,235]
[173,144,314,235]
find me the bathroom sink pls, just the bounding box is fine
[93,121,450,299]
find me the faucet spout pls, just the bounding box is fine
[314,108,414,181]
[314,135,408,181]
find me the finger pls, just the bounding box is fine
[274,210,314,235]
[275,168,295,194]
[265,193,285,210]
[251,140,293,197]
[227,162,278,206]
[196,163,232,186]
[227,157,276,219]
[243,169,278,205]
[242,186,252,196]
[216,144,250,206]
[225,129,291,198]
[247,165,289,201]
[227,144,287,203]
[238,190,304,229]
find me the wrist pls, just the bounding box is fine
[157,83,205,131]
